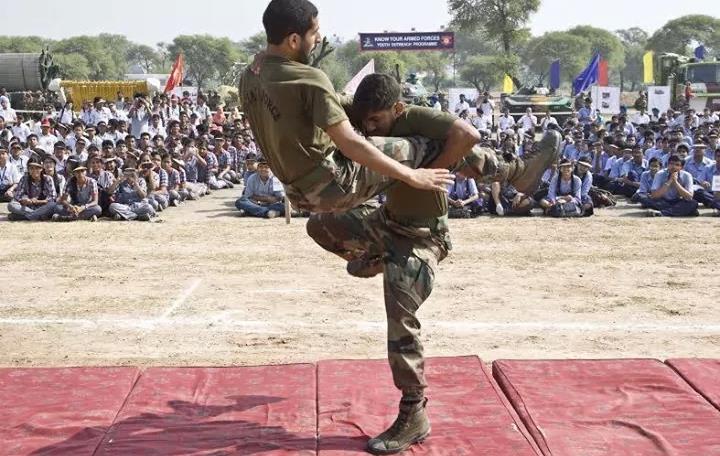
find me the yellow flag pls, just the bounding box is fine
[503,74,514,93]
[643,51,654,84]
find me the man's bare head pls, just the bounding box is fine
[353,73,404,137]
[263,0,321,65]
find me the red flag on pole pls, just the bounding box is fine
[164,53,185,93]
[598,58,609,86]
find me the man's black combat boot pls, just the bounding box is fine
[366,397,430,455]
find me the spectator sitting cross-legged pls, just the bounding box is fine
[235,159,285,219]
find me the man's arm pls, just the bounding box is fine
[425,119,482,169]
[325,120,454,192]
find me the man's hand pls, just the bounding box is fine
[20,198,30,206]
[405,168,454,193]
[670,171,678,184]
[701,181,711,190]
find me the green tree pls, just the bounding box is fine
[449,0,539,85]
[0,36,51,53]
[168,35,240,89]
[459,55,504,91]
[99,34,134,77]
[239,32,266,55]
[419,52,451,91]
[567,26,625,72]
[53,36,120,79]
[52,53,91,80]
[449,0,539,54]
[523,31,591,85]
[647,15,720,55]
[127,44,160,73]
[616,27,649,92]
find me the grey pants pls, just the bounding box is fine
[56,205,102,220]
[109,201,156,220]
[149,193,169,211]
[168,189,186,203]
[7,201,57,221]
[219,170,240,184]
[185,182,208,197]
[207,175,228,190]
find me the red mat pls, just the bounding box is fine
[94,364,317,455]
[667,358,720,412]
[317,356,540,455]
[493,359,720,456]
[0,367,139,456]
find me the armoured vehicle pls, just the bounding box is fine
[500,86,573,123]
[655,53,720,111]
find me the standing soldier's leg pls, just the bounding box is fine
[367,229,446,455]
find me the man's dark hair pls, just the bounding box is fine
[263,0,319,45]
[667,154,682,164]
[648,157,659,166]
[353,73,401,120]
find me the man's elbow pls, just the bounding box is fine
[451,122,481,148]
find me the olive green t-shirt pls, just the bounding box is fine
[239,54,348,184]
[385,106,457,219]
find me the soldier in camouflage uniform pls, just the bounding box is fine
[241,2,561,454]
[308,73,561,453]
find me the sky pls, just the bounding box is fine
[4,0,720,46]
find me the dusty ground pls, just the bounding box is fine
[0,192,718,368]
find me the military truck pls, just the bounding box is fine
[500,86,573,123]
[655,53,720,111]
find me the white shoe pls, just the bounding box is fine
[646,209,662,217]
[266,210,279,219]
[496,204,505,216]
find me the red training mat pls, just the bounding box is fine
[0,367,139,456]
[493,359,720,456]
[667,358,720,412]
[95,364,316,455]
[318,356,540,455]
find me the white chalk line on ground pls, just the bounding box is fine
[0,317,719,335]
[158,278,202,320]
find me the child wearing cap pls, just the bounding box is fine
[54,165,102,221]
[7,160,58,221]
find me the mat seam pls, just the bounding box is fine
[315,362,320,455]
[494,364,552,456]
[666,360,720,413]
[90,367,144,456]
[481,362,543,455]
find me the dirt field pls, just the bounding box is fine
[0,192,718,368]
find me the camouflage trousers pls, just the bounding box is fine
[286,136,446,213]
[306,203,450,398]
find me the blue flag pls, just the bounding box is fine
[549,60,561,90]
[573,53,600,95]
[695,45,706,60]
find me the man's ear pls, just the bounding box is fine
[393,101,406,118]
[286,33,301,51]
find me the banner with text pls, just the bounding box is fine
[359,32,454,51]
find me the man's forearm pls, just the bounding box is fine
[427,120,481,169]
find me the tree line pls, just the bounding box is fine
[0,1,718,94]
